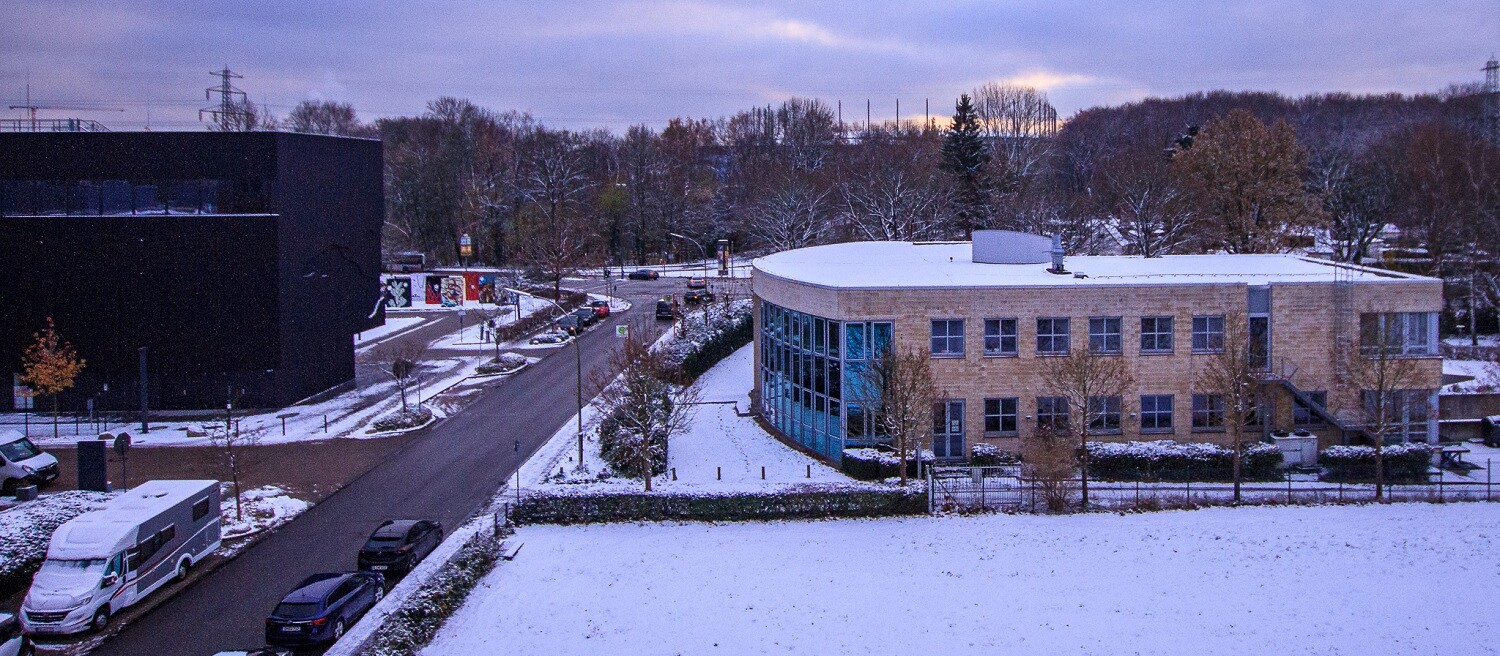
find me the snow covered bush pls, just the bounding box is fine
[476,352,527,375]
[0,491,112,598]
[597,394,672,479]
[659,299,753,382]
[371,406,434,433]
[1085,440,1283,482]
[512,485,927,524]
[1319,443,1434,483]
[841,447,935,481]
[970,443,1020,466]
[362,530,505,656]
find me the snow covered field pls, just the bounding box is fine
[426,503,1500,656]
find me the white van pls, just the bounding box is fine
[0,431,58,496]
[20,480,221,635]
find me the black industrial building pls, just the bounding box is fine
[1,131,383,412]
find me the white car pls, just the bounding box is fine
[0,613,32,656]
[0,431,59,496]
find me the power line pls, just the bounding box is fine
[198,66,247,131]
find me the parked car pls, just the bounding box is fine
[528,330,568,345]
[685,289,715,304]
[686,277,708,289]
[357,519,443,577]
[1,431,59,496]
[22,480,221,635]
[265,572,384,647]
[0,613,32,656]
[655,298,677,320]
[627,269,660,280]
[588,300,611,318]
[209,649,293,656]
[570,307,599,327]
[553,314,585,336]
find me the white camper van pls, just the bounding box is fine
[20,480,221,635]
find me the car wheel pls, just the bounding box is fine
[374,585,385,603]
[332,618,346,641]
[1,478,17,496]
[176,559,191,581]
[91,607,111,632]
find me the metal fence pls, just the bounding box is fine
[928,464,1500,513]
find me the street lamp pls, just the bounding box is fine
[668,232,709,279]
[506,287,585,468]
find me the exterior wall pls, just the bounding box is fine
[753,266,1445,461]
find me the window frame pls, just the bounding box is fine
[983,397,1019,436]
[1293,391,1328,427]
[1036,317,1071,355]
[1191,315,1226,354]
[929,318,965,358]
[1088,317,1123,355]
[1139,316,1174,354]
[1140,394,1174,433]
[1036,396,1070,431]
[982,318,1018,357]
[1191,393,1226,431]
[1087,395,1123,434]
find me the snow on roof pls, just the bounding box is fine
[47,480,216,560]
[752,241,1433,290]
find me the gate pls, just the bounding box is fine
[927,465,1024,512]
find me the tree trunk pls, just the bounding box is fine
[1374,441,1385,502]
[52,394,60,440]
[398,382,408,412]
[898,434,909,486]
[1079,428,1089,510]
[1232,447,1242,504]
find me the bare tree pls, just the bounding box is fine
[286,100,369,136]
[519,212,594,300]
[1020,427,1075,513]
[1041,346,1134,509]
[972,83,1059,193]
[373,339,428,412]
[849,346,938,486]
[747,177,828,252]
[1094,146,1196,257]
[1346,312,1430,501]
[592,320,699,491]
[209,417,265,522]
[1195,311,1260,503]
[838,132,947,241]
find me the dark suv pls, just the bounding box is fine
[265,572,384,646]
[627,269,660,280]
[357,519,443,577]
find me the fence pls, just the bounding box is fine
[927,462,1500,513]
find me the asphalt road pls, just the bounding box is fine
[89,278,682,655]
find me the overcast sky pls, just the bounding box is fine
[1,1,1494,133]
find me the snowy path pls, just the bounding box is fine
[427,503,1500,656]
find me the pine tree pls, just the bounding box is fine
[941,93,991,237]
[20,317,86,440]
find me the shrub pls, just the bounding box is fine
[840,447,935,481]
[362,530,505,656]
[970,443,1020,465]
[512,486,927,524]
[371,406,434,433]
[597,395,672,479]
[476,353,527,375]
[1085,440,1283,482]
[0,491,112,599]
[1318,443,1434,483]
[659,299,753,382]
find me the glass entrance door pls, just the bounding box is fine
[932,400,965,459]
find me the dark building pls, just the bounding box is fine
[1,131,383,412]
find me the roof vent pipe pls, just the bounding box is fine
[1047,234,1067,274]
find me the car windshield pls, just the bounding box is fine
[0,438,41,462]
[273,602,323,619]
[34,559,107,591]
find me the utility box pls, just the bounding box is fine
[1270,432,1319,468]
[76,440,108,492]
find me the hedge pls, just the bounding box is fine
[660,300,753,382]
[512,487,927,524]
[370,406,433,433]
[361,529,506,656]
[1086,440,1284,482]
[840,447,935,481]
[1318,443,1434,483]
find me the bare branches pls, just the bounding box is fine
[1040,346,1133,508]
[373,339,429,412]
[1194,311,1259,502]
[592,320,700,491]
[851,347,938,485]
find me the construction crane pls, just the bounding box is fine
[8,84,123,131]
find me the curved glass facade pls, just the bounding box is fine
[758,300,890,462]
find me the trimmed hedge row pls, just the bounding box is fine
[678,313,752,382]
[362,530,506,656]
[1086,440,1284,482]
[840,448,935,481]
[1319,443,1434,483]
[512,487,927,524]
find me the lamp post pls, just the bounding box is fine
[668,232,709,279]
[506,287,585,467]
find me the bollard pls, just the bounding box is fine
[806,464,811,479]
[281,416,287,436]
[761,466,765,480]
[717,466,721,480]
[672,467,677,481]
[324,415,328,433]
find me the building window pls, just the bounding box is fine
[983,318,1018,357]
[1088,395,1122,433]
[1037,396,1070,431]
[1140,316,1174,353]
[1360,312,1435,357]
[1036,318,1070,355]
[983,397,1018,435]
[1192,394,1225,430]
[1088,317,1123,355]
[1293,391,1328,427]
[930,318,966,355]
[1192,316,1225,353]
[1360,389,1432,442]
[1140,395,1174,433]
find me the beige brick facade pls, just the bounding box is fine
[752,247,1444,460]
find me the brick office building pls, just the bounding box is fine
[750,231,1444,464]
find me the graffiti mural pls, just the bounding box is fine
[478,274,498,304]
[441,276,464,307]
[425,276,444,305]
[384,277,412,308]
[462,272,482,301]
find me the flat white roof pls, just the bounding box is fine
[47,480,217,560]
[752,241,1433,290]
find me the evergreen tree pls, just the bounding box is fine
[941,94,990,237]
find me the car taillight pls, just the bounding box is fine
[311,616,328,627]
[399,544,413,552]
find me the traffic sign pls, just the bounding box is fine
[616,325,628,337]
[113,432,132,457]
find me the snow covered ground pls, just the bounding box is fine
[527,343,864,493]
[218,484,310,545]
[1443,358,1497,393]
[354,316,425,350]
[426,503,1500,656]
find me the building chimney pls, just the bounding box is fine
[1047,234,1067,274]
